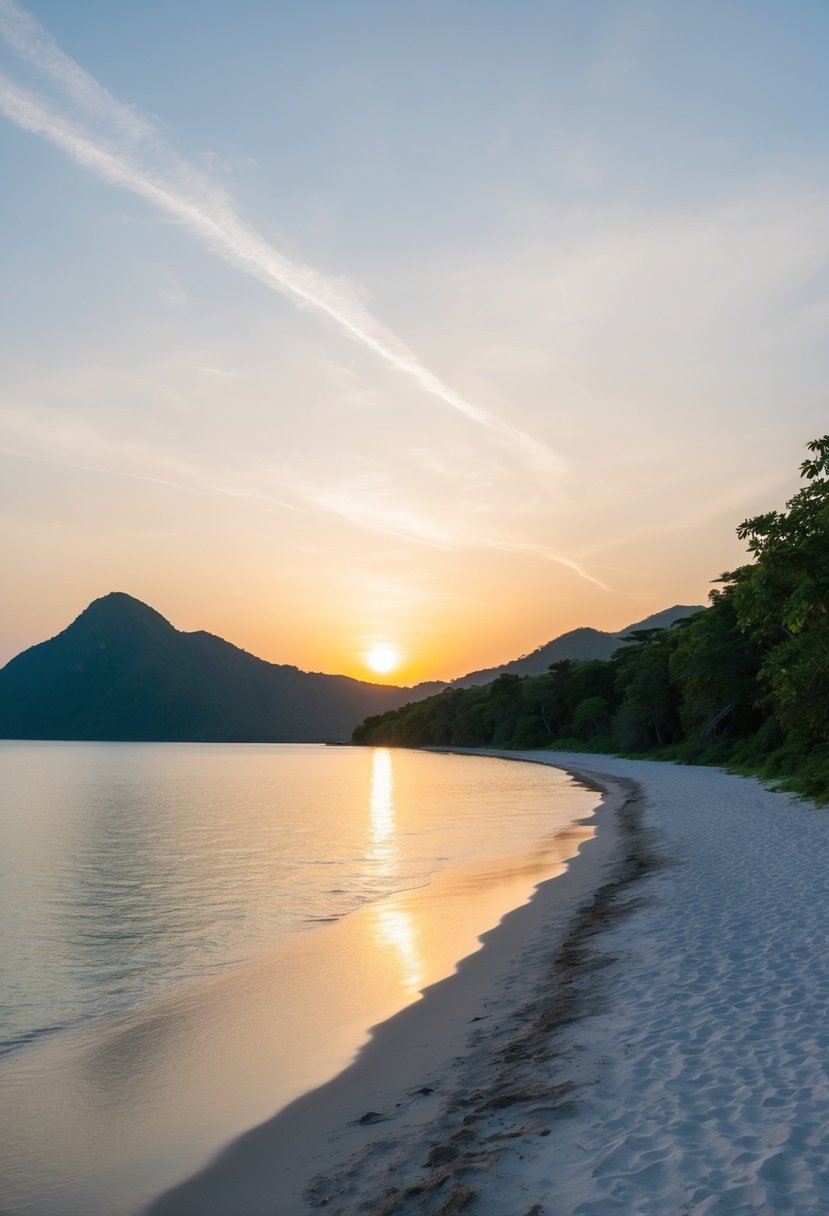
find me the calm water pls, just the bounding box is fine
[0,742,597,1216]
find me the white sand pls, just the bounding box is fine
[499,754,829,1216]
[150,753,829,1216]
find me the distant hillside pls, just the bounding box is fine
[450,605,705,687]
[0,593,434,743]
[0,595,706,742]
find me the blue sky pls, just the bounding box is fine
[1,0,827,680]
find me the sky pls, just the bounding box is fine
[0,0,827,684]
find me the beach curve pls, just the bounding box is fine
[149,751,829,1215]
[145,752,629,1215]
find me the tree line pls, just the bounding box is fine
[353,436,829,802]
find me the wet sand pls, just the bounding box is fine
[147,757,627,1215]
[151,751,829,1216]
[0,757,600,1216]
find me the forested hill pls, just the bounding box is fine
[451,605,703,686]
[0,595,704,744]
[354,437,829,804]
[0,593,435,743]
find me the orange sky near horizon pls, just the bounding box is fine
[1,3,826,685]
[0,480,778,686]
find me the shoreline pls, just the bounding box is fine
[0,749,602,1216]
[150,749,829,1216]
[147,755,634,1215]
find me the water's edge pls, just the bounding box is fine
[146,752,623,1216]
[0,747,602,1216]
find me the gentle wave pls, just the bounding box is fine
[0,742,585,1057]
[0,742,598,1216]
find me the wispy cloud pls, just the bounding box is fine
[0,442,193,492]
[579,467,797,562]
[483,538,611,590]
[295,467,610,588]
[0,0,563,474]
[0,403,198,482]
[306,483,456,551]
[0,403,301,511]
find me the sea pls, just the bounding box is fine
[0,741,598,1216]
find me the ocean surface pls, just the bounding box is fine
[0,741,598,1216]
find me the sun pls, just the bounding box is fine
[365,644,400,675]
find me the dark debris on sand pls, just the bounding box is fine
[305,779,668,1215]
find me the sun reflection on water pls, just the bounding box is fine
[367,748,424,996]
[370,899,424,997]
[369,748,396,864]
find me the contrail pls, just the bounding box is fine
[488,539,611,590]
[0,0,563,474]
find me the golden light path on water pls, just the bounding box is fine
[369,748,424,997]
[0,744,598,1216]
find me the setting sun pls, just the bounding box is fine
[365,644,400,675]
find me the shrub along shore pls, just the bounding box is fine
[354,437,829,804]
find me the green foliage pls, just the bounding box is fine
[725,435,829,748]
[668,594,764,745]
[571,696,610,740]
[353,437,829,803]
[612,628,682,749]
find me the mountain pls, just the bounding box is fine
[449,605,705,688]
[0,595,705,742]
[0,593,434,743]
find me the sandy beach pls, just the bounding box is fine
[0,751,598,1216]
[148,751,829,1215]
